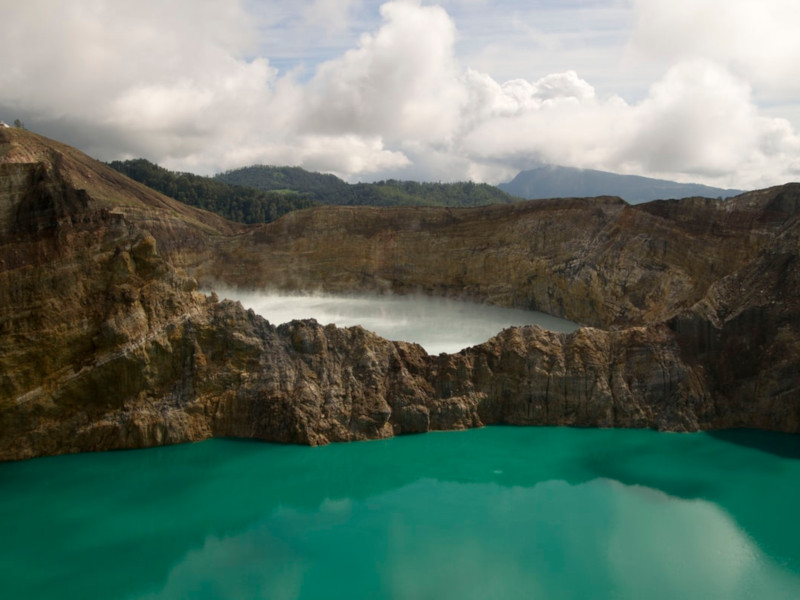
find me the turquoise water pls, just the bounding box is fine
[1,427,799,599]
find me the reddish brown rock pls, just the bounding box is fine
[1,128,798,461]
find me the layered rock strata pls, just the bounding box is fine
[1,129,798,461]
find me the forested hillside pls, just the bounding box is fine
[107,159,316,224]
[216,165,519,207]
[350,179,518,207]
[215,165,352,202]
[107,160,520,225]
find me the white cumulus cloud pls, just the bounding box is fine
[303,1,466,144]
[2,0,800,189]
[629,0,800,101]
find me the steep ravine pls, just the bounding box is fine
[1,129,799,461]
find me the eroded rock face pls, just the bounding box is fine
[1,128,799,461]
[206,192,790,329]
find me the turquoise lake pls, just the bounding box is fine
[2,426,799,599]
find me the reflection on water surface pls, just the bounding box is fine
[2,427,799,599]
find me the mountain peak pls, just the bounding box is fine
[498,165,744,204]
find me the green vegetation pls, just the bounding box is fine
[107,160,520,225]
[107,159,316,224]
[216,165,519,207]
[349,180,518,207]
[215,165,352,203]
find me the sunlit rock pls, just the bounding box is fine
[1,127,798,460]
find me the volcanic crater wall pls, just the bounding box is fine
[1,129,799,461]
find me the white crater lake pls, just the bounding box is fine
[218,291,580,354]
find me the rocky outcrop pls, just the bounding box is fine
[1,128,798,461]
[205,191,791,329]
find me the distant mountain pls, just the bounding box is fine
[216,165,518,207]
[498,166,744,204]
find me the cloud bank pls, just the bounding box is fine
[2,0,800,189]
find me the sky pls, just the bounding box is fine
[2,0,800,189]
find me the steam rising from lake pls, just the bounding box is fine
[220,291,580,354]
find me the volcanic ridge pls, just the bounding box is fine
[1,128,798,461]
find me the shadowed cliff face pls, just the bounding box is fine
[205,192,789,329]
[1,128,799,461]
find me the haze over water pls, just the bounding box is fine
[219,291,580,354]
[2,427,799,599]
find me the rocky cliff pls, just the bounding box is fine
[1,129,798,461]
